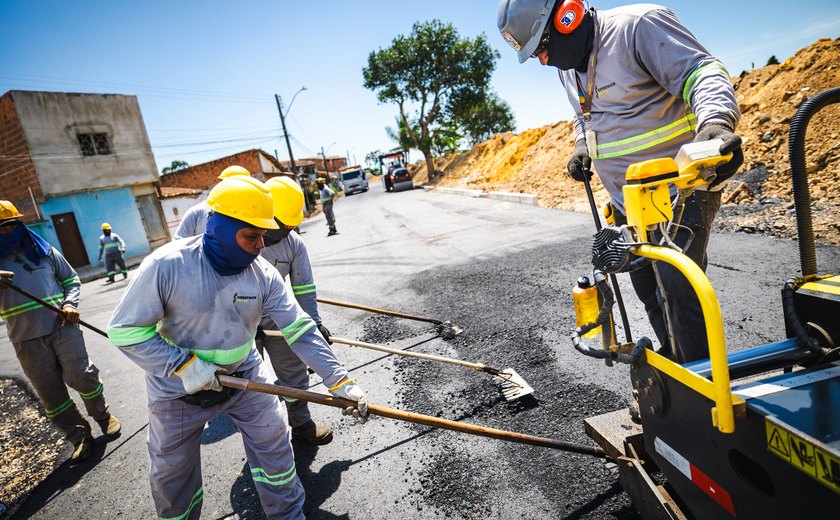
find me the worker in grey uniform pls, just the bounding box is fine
[98,222,127,284]
[498,1,743,364]
[107,176,368,520]
[261,176,335,445]
[0,200,121,464]
[172,165,253,240]
[317,177,338,236]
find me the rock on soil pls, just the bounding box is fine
[0,378,66,518]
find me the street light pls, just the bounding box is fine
[275,87,309,210]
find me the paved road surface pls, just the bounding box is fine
[3,180,839,519]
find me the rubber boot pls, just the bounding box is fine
[292,420,334,446]
[98,414,122,438]
[105,277,115,285]
[70,435,94,464]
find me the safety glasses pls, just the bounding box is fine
[531,31,551,59]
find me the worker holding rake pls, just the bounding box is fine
[107,176,368,519]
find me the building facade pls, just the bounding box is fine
[0,90,169,267]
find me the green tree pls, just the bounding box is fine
[161,160,190,175]
[363,20,499,178]
[766,55,780,66]
[451,92,515,146]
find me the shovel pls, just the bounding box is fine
[265,329,533,401]
[218,375,603,457]
[316,297,463,339]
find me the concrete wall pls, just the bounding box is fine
[39,186,152,264]
[11,91,159,196]
[161,193,207,237]
[159,149,286,189]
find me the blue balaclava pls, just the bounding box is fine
[202,212,260,276]
[0,220,51,263]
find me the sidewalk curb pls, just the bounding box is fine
[427,186,539,206]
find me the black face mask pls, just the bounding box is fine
[263,224,292,246]
[103,229,111,236]
[546,10,595,72]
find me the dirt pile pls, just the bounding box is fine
[414,38,839,245]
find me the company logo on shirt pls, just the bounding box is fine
[272,259,289,267]
[233,292,257,304]
[596,82,616,97]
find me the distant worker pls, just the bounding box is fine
[260,176,335,445]
[317,177,338,236]
[98,223,127,284]
[0,201,121,464]
[107,176,368,519]
[172,165,251,240]
[497,1,743,363]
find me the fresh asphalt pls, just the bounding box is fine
[2,179,839,519]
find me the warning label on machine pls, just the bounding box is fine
[766,420,840,493]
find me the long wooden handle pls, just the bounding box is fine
[218,375,607,457]
[316,297,443,325]
[5,281,109,338]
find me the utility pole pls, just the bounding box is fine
[320,147,328,179]
[275,87,310,212]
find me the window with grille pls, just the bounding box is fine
[77,133,113,156]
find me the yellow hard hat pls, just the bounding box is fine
[266,176,304,227]
[101,222,112,230]
[0,201,23,222]
[206,176,279,229]
[218,165,252,179]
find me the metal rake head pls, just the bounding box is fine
[492,368,535,401]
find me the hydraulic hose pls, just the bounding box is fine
[788,86,840,277]
[782,277,823,355]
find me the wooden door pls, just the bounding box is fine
[51,212,89,267]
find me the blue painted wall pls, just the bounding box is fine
[37,187,150,266]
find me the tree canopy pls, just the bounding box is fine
[363,20,513,176]
[161,160,189,175]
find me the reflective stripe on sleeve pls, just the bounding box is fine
[280,316,317,346]
[292,283,316,295]
[251,465,297,487]
[107,325,158,346]
[595,114,697,159]
[682,60,730,107]
[61,276,80,287]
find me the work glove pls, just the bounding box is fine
[255,325,266,341]
[0,270,12,288]
[61,305,81,324]
[567,140,593,182]
[174,354,223,394]
[694,122,744,188]
[329,378,369,423]
[317,323,333,344]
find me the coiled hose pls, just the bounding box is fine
[788,86,840,277]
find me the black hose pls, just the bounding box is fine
[788,86,840,277]
[782,277,822,354]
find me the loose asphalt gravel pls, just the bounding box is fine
[2,183,839,519]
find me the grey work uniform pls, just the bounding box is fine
[257,230,324,427]
[558,5,739,363]
[0,247,110,445]
[107,236,347,520]
[319,185,337,233]
[98,232,127,281]
[173,202,211,240]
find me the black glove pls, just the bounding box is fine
[694,122,743,188]
[567,140,592,182]
[317,323,332,344]
[255,325,266,341]
[0,270,12,288]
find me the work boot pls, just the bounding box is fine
[292,420,333,445]
[98,414,122,438]
[104,278,115,285]
[122,272,128,280]
[70,435,94,464]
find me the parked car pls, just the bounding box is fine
[337,166,369,195]
[389,167,414,192]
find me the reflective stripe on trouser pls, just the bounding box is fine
[105,255,127,280]
[12,323,109,445]
[255,334,312,427]
[147,361,304,520]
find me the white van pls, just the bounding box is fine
[338,166,369,195]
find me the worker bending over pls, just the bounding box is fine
[98,222,127,283]
[0,201,121,463]
[107,176,367,519]
[260,176,336,445]
[498,0,742,363]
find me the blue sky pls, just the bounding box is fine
[1,1,838,172]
